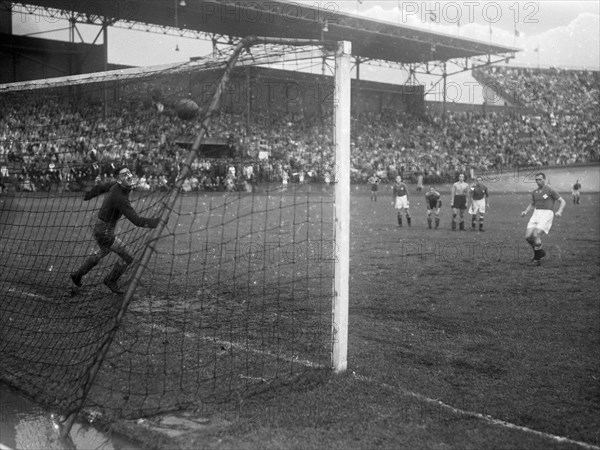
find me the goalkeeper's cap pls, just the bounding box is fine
[117,168,137,188]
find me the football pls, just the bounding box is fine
[175,98,200,120]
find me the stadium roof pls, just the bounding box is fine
[9,0,518,65]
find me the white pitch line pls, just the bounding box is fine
[353,372,600,450]
[8,288,48,301]
[151,323,325,369]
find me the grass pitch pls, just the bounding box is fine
[1,180,598,450]
[114,184,599,450]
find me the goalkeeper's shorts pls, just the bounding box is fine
[94,220,116,248]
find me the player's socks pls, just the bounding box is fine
[533,248,546,261]
[70,273,82,287]
[459,221,465,231]
[471,217,476,230]
[435,218,440,229]
[103,262,128,294]
[104,279,124,295]
[407,216,411,227]
[398,215,402,227]
[70,257,97,287]
[479,217,484,232]
[427,218,432,229]
[452,221,456,231]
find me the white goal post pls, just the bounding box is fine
[333,40,352,373]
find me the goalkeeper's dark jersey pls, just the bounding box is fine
[86,181,157,228]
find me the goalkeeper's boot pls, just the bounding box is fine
[103,279,124,295]
[70,257,98,287]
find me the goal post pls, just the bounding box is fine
[333,40,352,373]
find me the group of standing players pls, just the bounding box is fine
[368,171,568,266]
[368,173,490,232]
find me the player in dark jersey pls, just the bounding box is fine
[425,186,442,229]
[572,180,581,204]
[70,168,160,294]
[392,175,411,227]
[368,174,380,202]
[469,176,489,232]
[520,172,566,265]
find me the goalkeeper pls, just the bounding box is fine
[70,168,160,294]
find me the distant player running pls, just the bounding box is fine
[450,173,469,231]
[469,176,489,232]
[70,168,160,294]
[520,172,566,265]
[425,186,442,229]
[392,175,411,227]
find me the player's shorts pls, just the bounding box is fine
[395,195,409,209]
[371,184,379,191]
[527,209,555,234]
[452,195,467,210]
[94,220,116,248]
[469,198,486,215]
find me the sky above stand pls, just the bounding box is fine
[11,1,599,69]
[10,1,600,103]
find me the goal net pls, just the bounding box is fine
[0,37,350,428]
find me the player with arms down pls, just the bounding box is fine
[70,168,160,294]
[520,172,566,265]
[450,173,469,231]
[392,175,411,227]
[469,175,489,232]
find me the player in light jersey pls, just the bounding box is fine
[392,175,411,227]
[450,173,469,231]
[520,172,566,265]
[425,186,442,229]
[469,176,489,232]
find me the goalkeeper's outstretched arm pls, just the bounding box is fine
[83,181,116,201]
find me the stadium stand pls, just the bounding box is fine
[1,66,598,193]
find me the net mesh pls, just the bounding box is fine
[0,41,337,421]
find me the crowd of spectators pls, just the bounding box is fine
[1,66,598,193]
